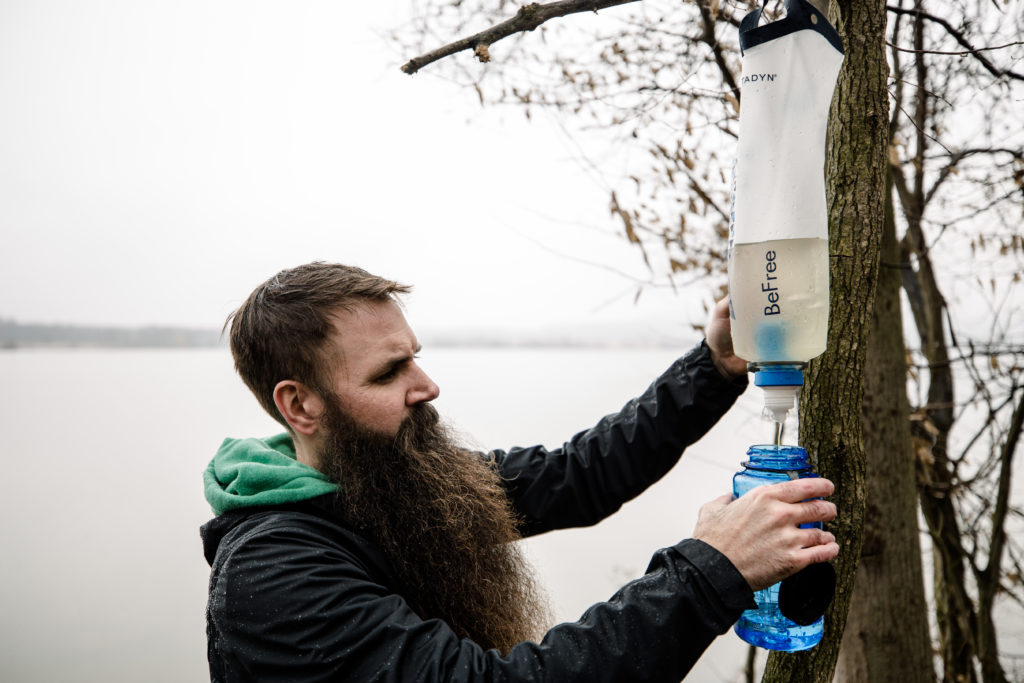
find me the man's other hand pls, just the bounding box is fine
[705,297,748,381]
[692,477,839,591]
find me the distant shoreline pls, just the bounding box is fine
[0,319,689,351]
[0,319,223,350]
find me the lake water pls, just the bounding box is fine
[0,347,1016,681]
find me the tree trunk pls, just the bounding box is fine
[974,391,1023,683]
[899,154,980,683]
[761,0,889,680]
[833,171,935,682]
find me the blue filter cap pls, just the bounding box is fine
[752,364,805,387]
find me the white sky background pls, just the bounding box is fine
[0,0,713,343]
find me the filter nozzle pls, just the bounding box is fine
[760,385,800,423]
[751,363,805,423]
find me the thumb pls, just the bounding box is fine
[698,493,734,518]
[693,493,736,543]
[706,493,734,508]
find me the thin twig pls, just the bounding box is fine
[886,5,1024,81]
[401,0,642,75]
[886,40,1024,57]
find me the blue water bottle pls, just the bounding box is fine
[732,445,825,651]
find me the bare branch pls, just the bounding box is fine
[401,0,642,75]
[696,0,741,110]
[983,385,1024,582]
[955,385,1020,468]
[888,1,907,142]
[886,39,1024,57]
[886,4,1024,81]
[923,147,1024,208]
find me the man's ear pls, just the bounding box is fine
[273,380,324,437]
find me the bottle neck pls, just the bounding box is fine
[745,445,811,471]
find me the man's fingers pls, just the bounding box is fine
[796,527,836,549]
[713,297,730,318]
[767,477,835,503]
[790,499,837,525]
[794,541,840,566]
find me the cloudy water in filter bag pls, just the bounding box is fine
[727,0,844,365]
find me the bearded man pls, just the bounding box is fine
[201,262,838,682]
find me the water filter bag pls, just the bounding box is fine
[728,1,844,364]
[731,1,845,245]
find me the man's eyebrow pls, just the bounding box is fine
[390,344,422,361]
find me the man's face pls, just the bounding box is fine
[323,299,439,436]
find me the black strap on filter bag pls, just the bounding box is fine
[739,0,844,55]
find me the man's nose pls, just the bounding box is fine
[406,364,440,405]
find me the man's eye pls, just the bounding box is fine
[374,355,418,384]
[375,369,398,383]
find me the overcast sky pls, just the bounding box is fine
[0,1,715,342]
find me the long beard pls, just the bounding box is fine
[316,400,548,653]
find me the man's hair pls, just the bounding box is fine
[225,262,411,428]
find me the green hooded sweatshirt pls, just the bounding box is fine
[203,433,338,516]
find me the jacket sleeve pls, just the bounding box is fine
[492,341,747,536]
[209,518,756,683]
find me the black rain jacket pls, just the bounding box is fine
[201,342,754,682]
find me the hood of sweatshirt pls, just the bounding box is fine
[203,433,338,516]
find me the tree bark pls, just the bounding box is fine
[833,171,935,682]
[761,0,889,680]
